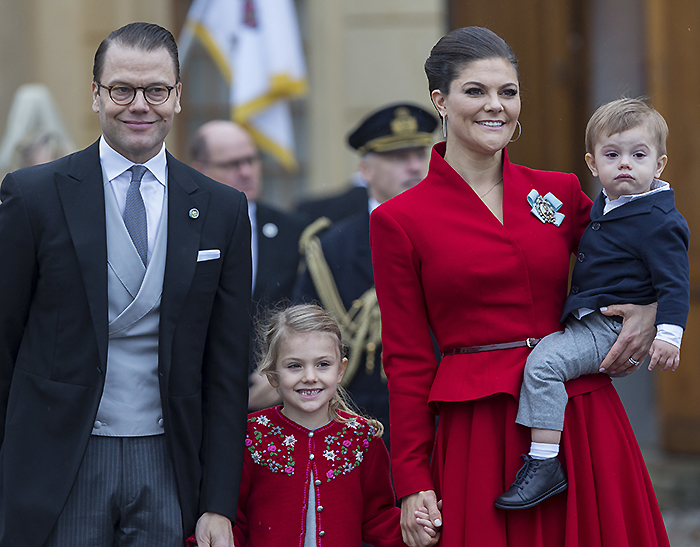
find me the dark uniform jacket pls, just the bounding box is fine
[296,185,368,224]
[293,210,390,444]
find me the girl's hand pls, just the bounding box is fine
[415,499,443,543]
[599,303,656,375]
[648,339,680,372]
[195,512,234,547]
[401,491,442,547]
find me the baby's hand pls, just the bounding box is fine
[648,339,680,372]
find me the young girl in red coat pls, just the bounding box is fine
[189,304,433,547]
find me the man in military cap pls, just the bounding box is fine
[293,103,438,446]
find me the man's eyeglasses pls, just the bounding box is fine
[96,82,176,106]
[202,155,260,171]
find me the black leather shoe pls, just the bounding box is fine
[495,455,568,510]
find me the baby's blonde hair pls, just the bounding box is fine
[256,304,384,437]
[585,97,668,156]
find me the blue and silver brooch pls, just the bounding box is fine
[527,190,565,226]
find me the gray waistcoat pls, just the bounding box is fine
[92,181,168,437]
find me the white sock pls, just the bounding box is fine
[529,441,559,460]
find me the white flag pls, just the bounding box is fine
[181,0,307,170]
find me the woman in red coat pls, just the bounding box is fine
[370,26,669,547]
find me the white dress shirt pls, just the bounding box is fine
[99,137,167,265]
[248,200,258,293]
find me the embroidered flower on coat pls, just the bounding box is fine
[246,412,376,482]
[321,419,375,482]
[246,415,296,476]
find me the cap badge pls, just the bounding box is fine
[390,107,418,135]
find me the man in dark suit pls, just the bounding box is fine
[0,23,249,547]
[190,120,309,410]
[293,104,437,445]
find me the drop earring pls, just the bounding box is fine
[442,115,447,138]
[510,120,522,143]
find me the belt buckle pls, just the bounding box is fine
[526,338,537,348]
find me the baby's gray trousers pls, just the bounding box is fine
[516,311,624,431]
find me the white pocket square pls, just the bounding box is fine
[197,249,221,262]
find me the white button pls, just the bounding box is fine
[309,454,315,460]
[319,531,325,537]
[158,418,164,428]
[308,431,314,438]
[316,505,323,512]
[93,421,102,429]
[314,479,321,486]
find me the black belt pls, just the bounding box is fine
[441,338,541,357]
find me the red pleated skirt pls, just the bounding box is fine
[432,384,669,547]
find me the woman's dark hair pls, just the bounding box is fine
[424,26,519,95]
[93,22,180,83]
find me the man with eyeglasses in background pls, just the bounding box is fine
[0,22,250,547]
[190,120,309,411]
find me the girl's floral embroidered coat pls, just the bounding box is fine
[232,406,403,547]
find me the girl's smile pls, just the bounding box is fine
[269,332,347,430]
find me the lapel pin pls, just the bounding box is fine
[262,222,279,238]
[189,208,200,219]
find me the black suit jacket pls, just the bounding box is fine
[249,204,308,369]
[0,141,251,545]
[252,203,308,312]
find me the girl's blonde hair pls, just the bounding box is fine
[256,303,384,437]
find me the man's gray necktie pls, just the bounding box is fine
[124,165,148,266]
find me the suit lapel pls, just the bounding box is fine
[160,153,210,354]
[55,141,109,366]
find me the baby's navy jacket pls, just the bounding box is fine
[562,188,690,328]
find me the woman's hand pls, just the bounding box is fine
[599,303,657,375]
[400,490,442,547]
